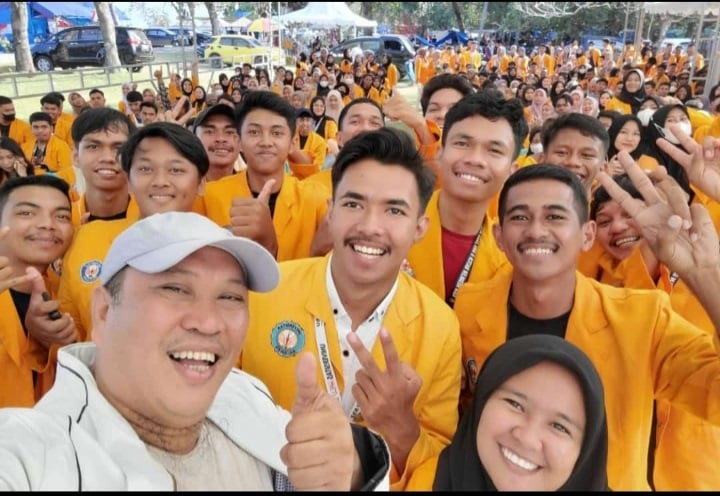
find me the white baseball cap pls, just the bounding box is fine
[100,212,279,292]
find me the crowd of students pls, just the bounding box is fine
[1,32,720,491]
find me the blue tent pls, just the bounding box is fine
[434,29,469,47]
[0,2,130,48]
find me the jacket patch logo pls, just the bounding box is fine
[271,320,305,357]
[80,260,102,283]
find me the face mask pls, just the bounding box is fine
[663,121,692,144]
[636,108,655,127]
[344,78,354,85]
[215,90,224,97]
[530,143,543,154]
[319,81,328,87]
[2,113,15,122]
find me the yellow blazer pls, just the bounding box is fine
[203,171,330,262]
[454,269,720,490]
[242,255,462,491]
[405,189,509,302]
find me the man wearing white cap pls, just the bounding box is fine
[0,211,390,491]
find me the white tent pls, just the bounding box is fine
[643,2,720,15]
[278,2,377,28]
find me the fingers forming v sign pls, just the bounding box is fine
[656,122,720,203]
[347,329,422,431]
[596,152,719,277]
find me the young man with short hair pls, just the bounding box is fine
[58,122,209,343]
[242,127,462,491]
[21,112,75,190]
[454,162,720,490]
[0,95,33,146]
[0,175,75,407]
[202,91,331,261]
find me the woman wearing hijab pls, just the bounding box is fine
[605,113,659,175]
[582,95,600,118]
[526,88,548,128]
[644,103,695,200]
[605,68,647,115]
[428,334,609,491]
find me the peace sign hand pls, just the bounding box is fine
[596,152,718,279]
[347,328,421,473]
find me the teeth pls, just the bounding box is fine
[96,169,118,176]
[501,447,539,471]
[457,173,481,182]
[522,247,554,255]
[352,244,385,257]
[170,351,217,364]
[614,236,639,247]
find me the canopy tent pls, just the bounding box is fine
[219,17,252,29]
[434,29,469,47]
[643,2,720,100]
[279,2,377,28]
[643,2,720,15]
[247,18,284,33]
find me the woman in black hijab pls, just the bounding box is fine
[433,334,609,491]
[644,103,695,201]
[607,68,647,115]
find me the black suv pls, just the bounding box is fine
[331,34,416,79]
[31,26,154,72]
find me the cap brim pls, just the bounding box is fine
[127,236,279,293]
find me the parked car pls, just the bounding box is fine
[330,34,415,79]
[144,28,180,47]
[31,25,154,72]
[167,28,212,46]
[204,34,285,68]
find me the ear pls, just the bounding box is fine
[197,177,206,197]
[414,214,430,243]
[90,284,111,345]
[290,134,299,154]
[492,222,508,255]
[72,147,79,167]
[581,220,597,252]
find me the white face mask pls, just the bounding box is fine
[530,143,543,154]
[319,81,328,87]
[663,121,692,144]
[636,108,655,127]
[344,78,354,85]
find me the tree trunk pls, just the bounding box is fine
[451,2,465,34]
[11,2,34,73]
[94,2,123,71]
[205,2,220,36]
[189,2,197,54]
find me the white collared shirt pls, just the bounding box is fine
[325,255,399,415]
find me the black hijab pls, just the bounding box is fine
[645,103,695,201]
[433,334,609,492]
[616,68,647,115]
[607,113,647,161]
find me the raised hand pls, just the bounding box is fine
[24,267,77,349]
[347,328,421,473]
[280,352,357,491]
[228,179,279,257]
[655,122,720,203]
[596,152,719,279]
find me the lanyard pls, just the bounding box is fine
[446,226,483,308]
[313,316,372,421]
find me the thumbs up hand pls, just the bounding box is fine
[229,178,279,257]
[25,267,77,349]
[280,352,357,490]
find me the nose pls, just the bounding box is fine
[180,296,229,335]
[608,216,630,235]
[523,215,550,238]
[354,205,384,237]
[150,168,171,188]
[511,419,544,452]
